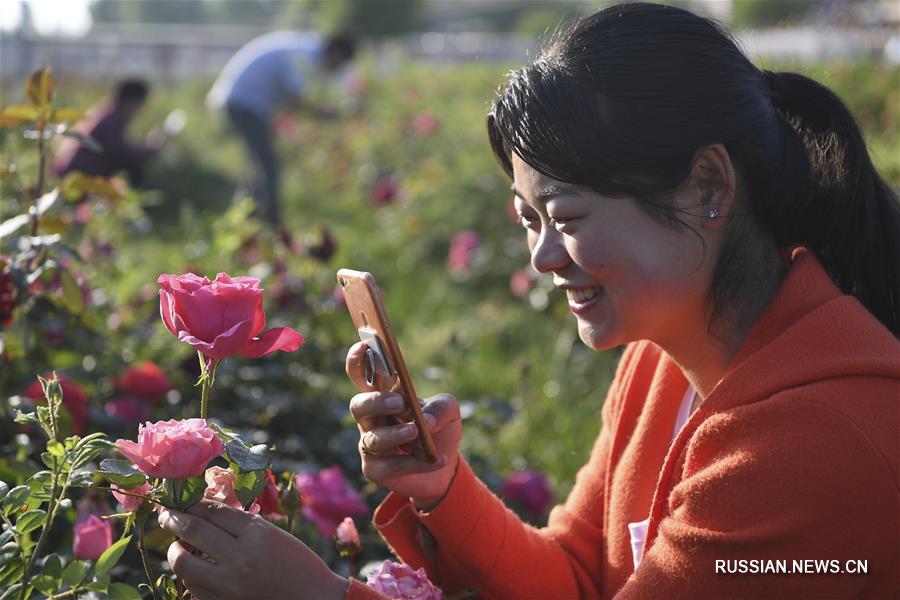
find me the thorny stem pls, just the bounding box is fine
[137,510,158,600]
[20,456,61,600]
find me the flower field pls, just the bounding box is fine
[1,57,897,597]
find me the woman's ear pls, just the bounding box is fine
[689,143,736,229]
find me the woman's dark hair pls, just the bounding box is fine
[115,79,150,106]
[488,2,900,336]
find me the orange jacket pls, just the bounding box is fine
[347,249,899,599]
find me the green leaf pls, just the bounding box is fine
[232,469,266,509]
[0,528,13,547]
[0,583,22,600]
[94,534,131,578]
[73,432,109,452]
[108,582,143,600]
[225,440,271,473]
[0,541,20,567]
[41,552,62,581]
[0,558,23,589]
[12,411,38,426]
[61,559,88,587]
[28,471,52,487]
[99,459,147,489]
[15,509,46,533]
[59,268,84,315]
[32,574,58,595]
[41,452,58,470]
[46,439,65,458]
[161,477,205,511]
[68,472,95,488]
[0,485,30,516]
[85,573,110,592]
[0,481,8,502]
[70,446,103,470]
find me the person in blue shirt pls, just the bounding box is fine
[208,32,357,228]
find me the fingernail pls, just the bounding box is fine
[400,423,417,436]
[166,511,185,529]
[385,395,404,410]
[424,413,437,428]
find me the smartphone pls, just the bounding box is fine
[337,269,438,463]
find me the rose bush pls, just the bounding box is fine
[158,272,303,360]
[115,418,224,479]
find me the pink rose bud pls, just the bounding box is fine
[335,517,362,558]
[114,361,172,404]
[157,272,304,360]
[112,482,151,512]
[203,466,243,509]
[295,466,367,537]
[23,373,89,435]
[366,560,442,600]
[501,470,554,520]
[115,418,225,479]
[73,515,114,561]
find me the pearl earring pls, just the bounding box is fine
[708,208,720,219]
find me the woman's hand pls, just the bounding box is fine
[158,501,347,600]
[346,342,462,511]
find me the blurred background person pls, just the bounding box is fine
[207,31,358,232]
[53,78,166,187]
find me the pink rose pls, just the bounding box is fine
[203,466,242,509]
[114,362,172,404]
[447,231,480,275]
[295,466,367,536]
[23,374,88,435]
[157,272,304,360]
[115,418,225,479]
[501,470,554,520]
[73,515,114,561]
[105,397,151,424]
[112,482,151,512]
[366,561,442,600]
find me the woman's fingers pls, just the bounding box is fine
[359,420,420,455]
[158,509,236,560]
[186,500,258,538]
[166,540,221,597]
[345,342,398,392]
[422,393,461,435]
[350,391,407,431]
[361,453,447,483]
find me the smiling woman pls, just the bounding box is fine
[160,3,899,599]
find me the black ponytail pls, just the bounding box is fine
[488,2,900,337]
[760,71,900,335]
